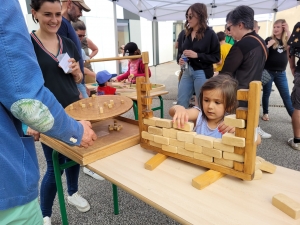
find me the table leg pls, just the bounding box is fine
[52,150,69,225]
[158,95,164,118]
[133,100,138,120]
[112,184,119,215]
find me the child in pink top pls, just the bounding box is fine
[112,42,151,83]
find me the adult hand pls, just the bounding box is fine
[79,121,97,148]
[218,121,235,134]
[179,58,185,66]
[69,58,81,81]
[183,50,197,58]
[172,105,189,128]
[27,127,40,141]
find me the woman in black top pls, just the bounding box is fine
[262,19,294,121]
[177,3,220,108]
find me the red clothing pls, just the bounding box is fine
[97,86,116,95]
[116,59,151,83]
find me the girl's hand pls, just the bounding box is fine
[267,39,276,48]
[172,105,189,128]
[128,74,134,79]
[111,77,117,82]
[183,50,197,58]
[218,121,235,134]
[27,127,40,141]
[282,22,289,32]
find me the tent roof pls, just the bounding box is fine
[116,0,299,21]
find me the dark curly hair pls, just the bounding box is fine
[184,3,208,40]
[199,75,238,120]
[30,0,60,23]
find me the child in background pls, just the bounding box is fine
[169,75,238,138]
[96,70,116,95]
[112,42,151,83]
[214,32,232,75]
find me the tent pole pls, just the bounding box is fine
[152,20,159,83]
[112,0,119,74]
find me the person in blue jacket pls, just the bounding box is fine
[0,1,97,224]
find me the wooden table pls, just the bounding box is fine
[87,145,300,225]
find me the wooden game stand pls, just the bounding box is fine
[136,66,267,189]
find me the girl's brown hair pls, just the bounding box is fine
[271,19,288,50]
[199,75,238,120]
[184,3,208,40]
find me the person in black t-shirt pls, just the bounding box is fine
[177,3,220,109]
[176,29,185,63]
[261,19,293,122]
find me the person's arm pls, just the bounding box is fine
[197,32,221,63]
[134,61,151,78]
[84,67,96,78]
[86,37,98,58]
[220,45,244,77]
[287,45,296,76]
[169,105,199,128]
[1,1,96,147]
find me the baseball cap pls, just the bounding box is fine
[61,0,91,12]
[123,42,138,56]
[96,70,112,84]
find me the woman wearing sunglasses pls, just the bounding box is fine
[177,3,220,109]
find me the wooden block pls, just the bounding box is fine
[255,160,261,171]
[178,147,194,158]
[224,114,245,128]
[108,125,114,131]
[143,117,159,126]
[235,128,247,138]
[234,162,244,171]
[194,135,215,148]
[236,107,248,120]
[272,193,300,219]
[202,147,222,159]
[141,131,154,141]
[213,138,234,153]
[256,156,265,163]
[116,125,122,131]
[81,104,86,108]
[155,118,173,128]
[214,158,234,168]
[108,104,112,108]
[162,128,178,139]
[223,152,245,162]
[169,138,185,148]
[148,126,163,136]
[99,107,103,114]
[110,100,114,105]
[260,161,276,173]
[89,102,93,107]
[172,121,194,132]
[194,153,213,162]
[237,89,248,101]
[92,94,96,98]
[104,102,107,107]
[149,141,162,148]
[185,142,202,153]
[121,99,124,104]
[162,145,178,153]
[177,131,196,143]
[144,153,167,170]
[234,147,245,155]
[222,133,245,147]
[253,169,262,180]
[192,170,226,190]
[153,135,169,145]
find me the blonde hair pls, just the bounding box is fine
[271,19,288,50]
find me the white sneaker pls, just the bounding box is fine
[288,138,300,151]
[83,167,105,180]
[67,192,90,212]
[43,217,51,225]
[258,127,272,139]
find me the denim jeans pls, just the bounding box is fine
[177,67,206,108]
[262,70,294,117]
[40,143,80,217]
[77,83,89,98]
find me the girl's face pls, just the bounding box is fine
[202,88,225,124]
[186,9,198,29]
[273,22,283,37]
[32,1,62,35]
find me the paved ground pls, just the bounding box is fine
[35,60,300,224]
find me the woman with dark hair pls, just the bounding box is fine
[262,19,293,121]
[177,3,220,109]
[220,5,271,138]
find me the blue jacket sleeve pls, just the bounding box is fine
[0,0,84,145]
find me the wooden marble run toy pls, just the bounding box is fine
[133,52,276,189]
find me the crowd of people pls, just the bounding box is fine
[1,0,300,224]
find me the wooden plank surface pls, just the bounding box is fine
[88,145,300,225]
[40,117,140,165]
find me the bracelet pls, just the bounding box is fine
[75,73,82,83]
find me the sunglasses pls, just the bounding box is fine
[185,14,194,20]
[226,24,233,32]
[120,47,124,50]
[72,1,83,12]
[78,34,86,38]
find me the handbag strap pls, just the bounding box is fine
[245,35,268,61]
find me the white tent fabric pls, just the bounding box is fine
[115,0,299,21]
